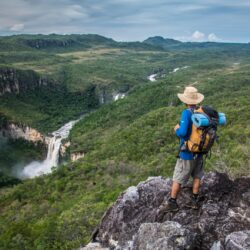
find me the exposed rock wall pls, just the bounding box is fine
[70,151,85,162]
[60,141,71,156]
[60,142,85,162]
[0,122,46,144]
[83,172,250,250]
[23,38,76,49]
[0,67,51,96]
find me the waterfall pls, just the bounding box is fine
[113,92,126,101]
[20,119,79,179]
[147,73,157,82]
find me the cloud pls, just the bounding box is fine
[175,31,222,42]
[191,31,205,41]
[63,5,88,19]
[10,23,24,32]
[176,4,209,13]
[208,33,221,42]
[0,0,249,42]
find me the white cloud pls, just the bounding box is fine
[63,5,88,19]
[175,31,223,42]
[177,4,208,12]
[0,0,248,42]
[191,30,205,41]
[208,33,221,42]
[10,23,24,31]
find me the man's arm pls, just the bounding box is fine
[174,110,189,138]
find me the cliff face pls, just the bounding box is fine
[0,67,51,96]
[19,34,115,50]
[83,172,250,250]
[23,38,76,49]
[0,122,46,144]
[70,151,85,162]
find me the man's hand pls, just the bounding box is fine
[174,123,180,132]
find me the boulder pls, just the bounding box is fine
[86,172,250,249]
[225,230,250,250]
[132,221,196,250]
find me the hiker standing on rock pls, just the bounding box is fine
[160,86,205,212]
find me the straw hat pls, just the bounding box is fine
[177,86,204,104]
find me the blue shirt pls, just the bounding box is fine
[175,108,194,160]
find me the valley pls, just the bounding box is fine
[0,34,250,249]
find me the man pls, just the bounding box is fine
[160,86,205,212]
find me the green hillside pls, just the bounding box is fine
[1,34,250,134]
[0,60,249,249]
[0,35,249,249]
[0,80,99,133]
[69,62,250,176]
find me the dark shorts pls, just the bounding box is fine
[173,156,204,185]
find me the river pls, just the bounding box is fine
[148,66,189,82]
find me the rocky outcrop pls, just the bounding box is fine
[60,141,71,156]
[132,221,196,250]
[83,172,250,250]
[0,67,52,96]
[60,142,85,163]
[70,151,85,162]
[60,142,85,162]
[0,122,46,144]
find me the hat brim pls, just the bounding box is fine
[177,93,204,105]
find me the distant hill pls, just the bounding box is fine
[0,34,116,52]
[143,36,182,48]
[143,35,250,50]
[0,34,161,52]
[21,34,116,50]
[1,34,249,53]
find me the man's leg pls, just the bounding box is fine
[185,156,204,209]
[192,178,201,195]
[158,159,191,212]
[184,178,201,209]
[171,181,181,199]
[158,159,183,212]
[192,155,204,195]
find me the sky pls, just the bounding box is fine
[0,0,249,43]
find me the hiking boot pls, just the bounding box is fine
[158,198,179,213]
[185,196,199,210]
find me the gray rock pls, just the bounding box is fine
[133,221,196,250]
[89,172,250,250]
[225,230,250,250]
[242,191,250,205]
[210,241,224,250]
[79,242,108,250]
[96,176,172,248]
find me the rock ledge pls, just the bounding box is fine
[82,172,250,250]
